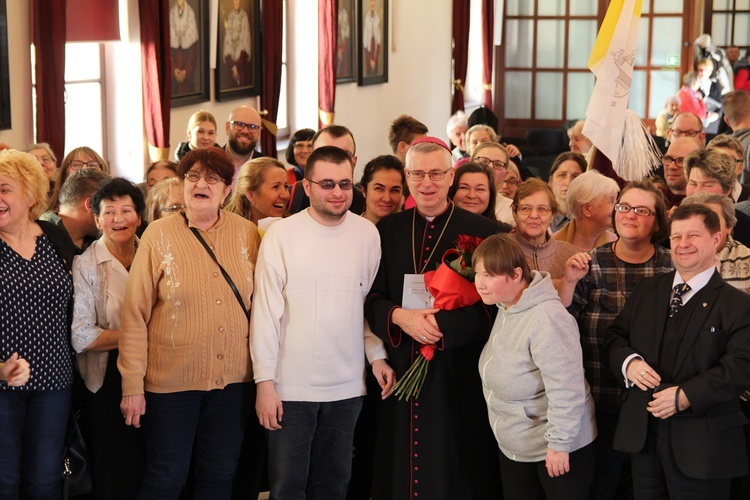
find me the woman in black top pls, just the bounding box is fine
[0,149,77,499]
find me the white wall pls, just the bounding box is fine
[0,0,33,149]
[335,0,452,179]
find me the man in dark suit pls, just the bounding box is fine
[605,203,750,499]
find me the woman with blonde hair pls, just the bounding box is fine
[145,177,184,224]
[226,157,289,226]
[174,110,220,161]
[0,150,78,498]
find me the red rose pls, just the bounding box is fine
[420,344,435,361]
[456,234,483,253]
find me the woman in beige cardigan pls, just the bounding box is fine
[118,147,261,498]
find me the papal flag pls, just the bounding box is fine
[583,0,648,178]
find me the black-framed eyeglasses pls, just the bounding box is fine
[230,120,261,132]
[405,168,452,182]
[307,179,354,190]
[161,204,184,213]
[184,171,223,184]
[661,156,685,168]
[670,129,702,138]
[614,203,655,216]
[516,205,553,216]
[475,156,507,171]
[68,160,101,171]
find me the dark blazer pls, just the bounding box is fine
[604,270,750,480]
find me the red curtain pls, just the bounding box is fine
[67,0,120,42]
[138,0,171,161]
[260,0,283,158]
[318,0,337,128]
[481,0,494,109]
[31,0,67,162]
[451,0,470,114]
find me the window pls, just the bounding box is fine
[64,43,106,155]
[499,0,599,129]
[32,42,106,157]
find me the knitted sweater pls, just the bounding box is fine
[478,271,596,462]
[118,211,260,395]
[511,231,579,279]
[250,210,383,402]
[718,235,750,295]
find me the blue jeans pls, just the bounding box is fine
[139,382,253,500]
[267,396,363,500]
[0,387,72,500]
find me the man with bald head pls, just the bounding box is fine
[224,105,264,187]
[660,136,704,209]
[667,112,706,146]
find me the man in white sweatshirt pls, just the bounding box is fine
[250,145,394,499]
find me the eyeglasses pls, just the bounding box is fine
[614,203,655,216]
[661,156,685,168]
[68,160,101,171]
[405,168,452,182]
[498,178,519,187]
[307,179,354,190]
[161,204,184,213]
[293,142,313,150]
[474,156,507,171]
[230,120,261,132]
[36,156,54,164]
[670,129,702,138]
[516,205,553,216]
[184,171,223,184]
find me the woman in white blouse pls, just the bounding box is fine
[72,177,145,499]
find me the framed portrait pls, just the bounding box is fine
[336,0,356,84]
[216,0,262,101]
[0,0,10,129]
[358,0,388,86]
[169,0,210,108]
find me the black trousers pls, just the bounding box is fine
[498,442,595,500]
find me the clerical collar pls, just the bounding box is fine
[415,200,452,222]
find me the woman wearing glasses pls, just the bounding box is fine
[472,142,517,226]
[46,146,109,212]
[558,180,672,499]
[285,128,315,184]
[145,177,184,224]
[510,178,579,280]
[118,147,262,498]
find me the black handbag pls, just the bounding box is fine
[62,409,93,499]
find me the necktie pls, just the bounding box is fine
[669,283,691,317]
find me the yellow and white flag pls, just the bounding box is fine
[583,0,642,169]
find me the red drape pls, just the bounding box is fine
[481,0,494,109]
[260,0,283,157]
[318,0,337,128]
[451,0,470,114]
[67,0,120,42]
[138,0,171,161]
[31,0,66,161]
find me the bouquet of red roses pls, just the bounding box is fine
[393,235,484,401]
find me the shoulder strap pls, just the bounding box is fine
[183,214,250,321]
